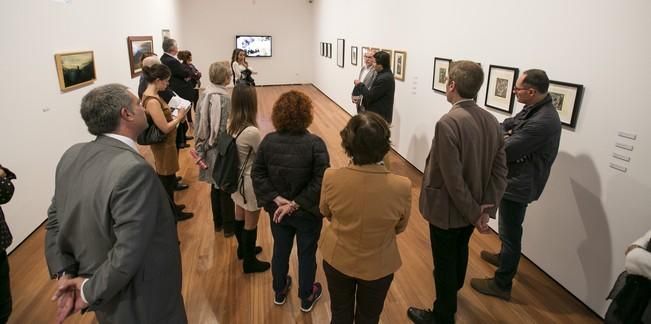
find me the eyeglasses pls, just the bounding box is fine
[364,55,373,59]
[513,86,532,92]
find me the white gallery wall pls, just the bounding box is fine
[0,0,180,252]
[312,0,651,316]
[176,0,314,86]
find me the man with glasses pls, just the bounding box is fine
[471,69,561,301]
[352,49,377,113]
[408,61,507,324]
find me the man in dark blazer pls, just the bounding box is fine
[352,49,377,113]
[471,69,561,301]
[408,61,507,324]
[45,84,186,324]
[354,51,395,124]
[161,38,193,150]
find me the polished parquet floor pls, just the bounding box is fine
[8,85,601,323]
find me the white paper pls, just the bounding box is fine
[168,96,191,110]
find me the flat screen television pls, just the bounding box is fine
[236,35,272,57]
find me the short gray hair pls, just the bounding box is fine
[162,38,177,53]
[80,84,132,135]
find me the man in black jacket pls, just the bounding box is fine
[354,51,395,124]
[471,69,561,300]
[161,38,193,150]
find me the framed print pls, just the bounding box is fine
[485,64,519,113]
[432,57,451,93]
[394,50,407,81]
[161,29,171,40]
[127,36,154,78]
[54,51,96,92]
[337,38,345,68]
[361,47,369,60]
[351,46,358,66]
[328,43,332,58]
[549,80,584,128]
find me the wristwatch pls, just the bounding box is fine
[290,201,300,210]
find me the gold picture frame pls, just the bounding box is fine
[54,51,96,92]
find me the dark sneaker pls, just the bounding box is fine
[274,276,292,305]
[470,277,511,301]
[480,250,501,267]
[407,307,435,323]
[300,282,322,312]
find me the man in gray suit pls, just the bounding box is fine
[45,84,187,324]
[352,49,377,113]
[407,61,507,324]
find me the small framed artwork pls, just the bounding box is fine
[127,36,154,78]
[432,57,451,93]
[351,46,358,66]
[361,47,369,59]
[320,42,324,56]
[548,80,584,128]
[161,29,171,40]
[394,50,407,81]
[328,43,333,58]
[337,38,345,68]
[485,64,519,113]
[54,51,96,92]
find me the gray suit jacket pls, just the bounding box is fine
[355,66,377,112]
[419,100,507,229]
[45,136,186,324]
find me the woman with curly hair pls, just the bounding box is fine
[252,90,330,312]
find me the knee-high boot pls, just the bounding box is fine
[235,220,262,260]
[242,227,270,273]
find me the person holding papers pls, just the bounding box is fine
[142,63,193,221]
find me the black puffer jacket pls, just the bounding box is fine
[252,131,330,217]
[502,95,561,203]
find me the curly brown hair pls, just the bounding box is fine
[340,112,391,165]
[272,90,314,134]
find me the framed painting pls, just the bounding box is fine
[54,51,96,92]
[127,36,154,78]
[161,29,171,40]
[351,46,358,66]
[549,80,584,128]
[485,64,519,113]
[337,38,345,68]
[432,57,451,93]
[394,50,406,81]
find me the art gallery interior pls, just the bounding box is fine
[1,0,650,321]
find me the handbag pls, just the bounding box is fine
[137,114,166,145]
[137,97,167,145]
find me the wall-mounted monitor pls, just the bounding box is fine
[235,35,272,57]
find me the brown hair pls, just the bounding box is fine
[340,112,391,165]
[177,50,192,63]
[272,90,314,134]
[228,83,258,135]
[448,60,483,99]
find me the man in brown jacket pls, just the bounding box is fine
[407,61,507,324]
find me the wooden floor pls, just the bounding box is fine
[8,85,601,323]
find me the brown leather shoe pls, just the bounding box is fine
[480,250,501,267]
[471,278,511,301]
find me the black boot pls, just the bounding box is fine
[235,220,262,260]
[242,227,270,273]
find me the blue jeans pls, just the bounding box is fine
[495,198,528,290]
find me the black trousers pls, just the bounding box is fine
[0,250,11,324]
[323,261,393,324]
[269,209,322,299]
[495,198,528,289]
[158,174,177,203]
[430,224,475,324]
[176,121,188,148]
[210,186,234,233]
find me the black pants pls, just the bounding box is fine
[210,186,234,233]
[269,209,322,299]
[495,198,528,290]
[430,224,474,324]
[176,121,188,148]
[0,250,11,324]
[158,174,177,203]
[323,261,393,324]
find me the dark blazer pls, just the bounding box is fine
[252,131,330,218]
[44,136,186,324]
[419,100,508,229]
[357,69,395,123]
[161,53,194,101]
[501,94,561,203]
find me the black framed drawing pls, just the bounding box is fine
[337,39,345,68]
[394,50,406,81]
[549,80,584,128]
[485,64,519,113]
[432,57,451,93]
[351,46,358,66]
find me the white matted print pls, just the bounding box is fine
[432,57,451,93]
[485,65,518,113]
[549,80,584,128]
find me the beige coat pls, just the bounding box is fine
[319,164,411,280]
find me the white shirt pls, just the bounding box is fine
[105,133,139,153]
[359,65,373,84]
[625,229,651,279]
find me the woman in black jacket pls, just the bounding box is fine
[252,90,330,312]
